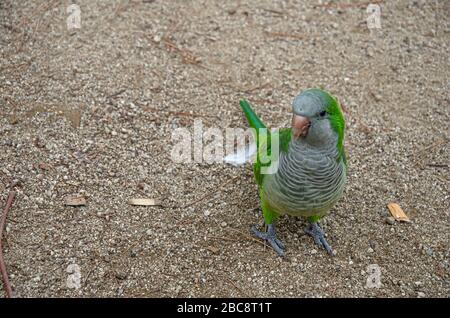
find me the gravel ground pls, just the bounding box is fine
[0,0,449,298]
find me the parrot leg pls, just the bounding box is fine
[252,224,285,257]
[254,190,285,256]
[304,222,333,256]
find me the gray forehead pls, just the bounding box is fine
[292,91,325,115]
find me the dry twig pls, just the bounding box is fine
[409,139,448,158]
[225,227,268,248]
[220,272,249,297]
[314,0,383,9]
[0,191,15,298]
[264,31,304,40]
[183,176,239,209]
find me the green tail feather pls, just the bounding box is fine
[240,99,266,130]
[240,99,267,148]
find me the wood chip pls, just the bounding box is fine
[65,195,86,206]
[128,198,161,206]
[387,203,411,222]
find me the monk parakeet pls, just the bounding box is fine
[235,88,347,256]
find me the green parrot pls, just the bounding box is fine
[239,88,347,256]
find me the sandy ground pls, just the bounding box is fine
[0,0,449,298]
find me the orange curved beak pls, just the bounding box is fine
[292,114,310,139]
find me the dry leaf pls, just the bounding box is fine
[128,198,161,206]
[65,195,86,206]
[38,162,51,170]
[207,246,219,254]
[387,203,411,222]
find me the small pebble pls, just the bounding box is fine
[174,285,182,294]
[385,217,395,225]
[115,271,128,280]
[153,34,161,42]
[220,221,227,227]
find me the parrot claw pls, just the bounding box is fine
[252,224,285,257]
[305,223,334,256]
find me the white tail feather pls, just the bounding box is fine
[224,142,257,166]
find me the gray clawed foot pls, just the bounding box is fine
[305,222,334,256]
[252,224,285,257]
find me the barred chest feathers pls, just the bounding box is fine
[263,133,346,217]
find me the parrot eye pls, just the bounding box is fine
[319,111,327,117]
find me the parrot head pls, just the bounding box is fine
[291,88,345,153]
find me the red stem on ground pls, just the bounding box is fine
[0,191,15,298]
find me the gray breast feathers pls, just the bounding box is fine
[263,141,346,217]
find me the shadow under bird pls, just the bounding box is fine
[231,88,347,256]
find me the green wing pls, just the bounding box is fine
[253,128,291,186]
[239,99,292,187]
[240,99,292,225]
